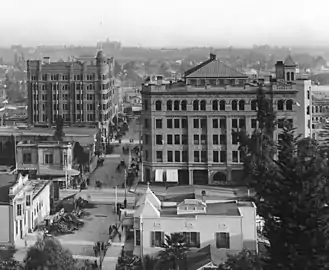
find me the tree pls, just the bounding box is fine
[53,116,65,141]
[24,237,77,269]
[158,233,189,270]
[238,87,329,269]
[217,249,264,270]
[73,142,90,174]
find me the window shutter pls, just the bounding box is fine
[151,231,155,247]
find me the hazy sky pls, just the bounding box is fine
[0,0,328,48]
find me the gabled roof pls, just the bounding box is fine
[135,184,161,210]
[284,55,296,66]
[184,55,215,77]
[186,59,247,78]
[134,198,160,218]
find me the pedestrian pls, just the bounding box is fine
[109,226,113,235]
[118,233,122,242]
[97,241,101,253]
[94,260,98,269]
[101,242,104,251]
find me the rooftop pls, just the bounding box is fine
[186,58,247,79]
[284,55,297,67]
[160,201,241,217]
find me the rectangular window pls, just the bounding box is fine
[135,230,141,246]
[201,134,207,145]
[156,151,163,162]
[213,135,219,145]
[144,134,149,145]
[251,119,257,129]
[232,119,238,128]
[156,135,163,145]
[182,151,188,162]
[151,231,164,247]
[232,151,239,163]
[167,134,173,145]
[201,119,207,128]
[216,232,230,249]
[23,153,32,164]
[194,135,199,145]
[182,118,188,129]
[220,151,226,163]
[17,204,22,216]
[183,232,200,248]
[167,151,173,162]
[174,135,180,145]
[278,119,284,128]
[182,134,188,145]
[156,119,162,129]
[175,151,180,162]
[144,100,149,110]
[193,119,199,128]
[220,135,226,145]
[26,195,31,207]
[201,151,207,162]
[174,119,180,128]
[213,151,219,162]
[167,119,173,128]
[213,119,218,128]
[232,134,239,145]
[220,119,226,129]
[44,154,53,164]
[194,151,200,162]
[239,118,245,128]
[239,150,245,163]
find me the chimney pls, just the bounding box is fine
[156,75,163,85]
[210,53,216,60]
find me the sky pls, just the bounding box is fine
[0,0,328,48]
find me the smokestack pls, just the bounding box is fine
[210,53,216,60]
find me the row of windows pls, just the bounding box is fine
[153,99,293,111]
[151,150,243,163]
[312,105,329,114]
[32,83,110,91]
[135,231,230,249]
[30,73,105,81]
[32,113,98,122]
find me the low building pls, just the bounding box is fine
[0,173,51,246]
[122,185,257,266]
[16,141,79,181]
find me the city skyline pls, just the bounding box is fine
[1,0,327,48]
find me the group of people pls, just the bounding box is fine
[93,241,107,258]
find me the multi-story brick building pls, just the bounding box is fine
[141,54,299,185]
[27,50,117,138]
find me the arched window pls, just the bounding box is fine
[277,100,284,111]
[287,72,290,81]
[312,106,314,114]
[193,100,199,111]
[200,100,206,111]
[286,99,293,111]
[307,106,309,115]
[291,72,295,81]
[316,106,319,113]
[174,100,180,111]
[181,100,187,111]
[155,100,162,111]
[42,85,45,90]
[238,100,245,111]
[166,100,172,111]
[212,100,218,111]
[232,100,238,111]
[251,100,257,110]
[219,100,226,111]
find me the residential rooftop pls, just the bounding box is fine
[0,173,17,204]
[160,201,241,217]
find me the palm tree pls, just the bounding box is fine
[158,233,189,270]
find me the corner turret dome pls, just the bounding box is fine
[96,50,105,59]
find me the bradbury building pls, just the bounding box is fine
[141,54,300,185]
[27,50,117,138]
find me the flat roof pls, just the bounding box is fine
[0,127,98,137]
[160,201,241,217]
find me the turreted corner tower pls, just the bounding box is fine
[283,55,297,82]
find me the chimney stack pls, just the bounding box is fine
[210,53,216,60]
